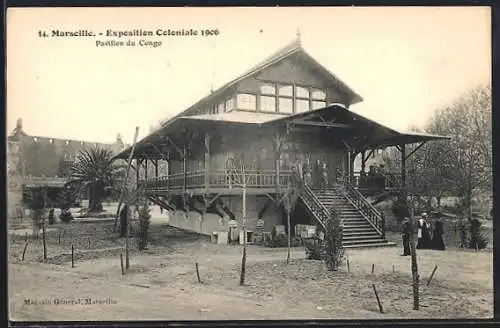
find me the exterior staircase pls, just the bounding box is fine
[298,182,396,248]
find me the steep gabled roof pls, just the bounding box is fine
[160,39,363,126]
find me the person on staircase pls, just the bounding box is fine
[322,163,328,191]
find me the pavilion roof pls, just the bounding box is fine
[157,39,363,126]
[113,104,451,160]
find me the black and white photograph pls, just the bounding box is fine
[6,6,492,321]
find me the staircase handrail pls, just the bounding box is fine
[296,180,328,230]
[343,182,385,236]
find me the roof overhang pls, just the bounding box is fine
[113,104,451,160]
[263,104,451,150]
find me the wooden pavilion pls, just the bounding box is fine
[113,38,450,247]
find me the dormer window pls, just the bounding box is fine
[33,137,38,142]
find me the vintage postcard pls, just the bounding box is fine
[7,6,492,321]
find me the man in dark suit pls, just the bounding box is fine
[401,216,411,256]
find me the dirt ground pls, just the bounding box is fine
[8,218,493,321]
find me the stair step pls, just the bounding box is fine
[343,227,375,232]
[343,231,380,237]
[343,237,386,245]
[343,234,382,240]
[343,241,397,249]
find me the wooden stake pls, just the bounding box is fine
[195,262,201,284]
[392,264,395,273]
[426,265,438,286]
[42,221,47,261]
[71,244,74,268]
[125,221,130,270]
[346,258,350,273]
[88,237,91,249]
[372,284,384,313]
[409,207,420,310]
[25,232,28,242]
[21,241,29,261]
[58,232,61,244]
[371,263,375,275]
[120,253,125,275]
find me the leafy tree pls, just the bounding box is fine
[69,146,125,212]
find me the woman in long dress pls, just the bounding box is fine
[431,214,446,250]
[416,213,432,249]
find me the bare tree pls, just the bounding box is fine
[225,157,256,285]
[426,84,492,220]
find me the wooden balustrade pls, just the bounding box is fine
[297,182,328,230]
[139,169,292,192]
[350,171,401,191]
[343,182,385,236]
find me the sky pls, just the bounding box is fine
[7,7,491,144]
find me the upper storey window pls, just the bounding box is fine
[312,101,327,110]
[260,84,276,95]
[278,85,293,97]
[312,89,326,100]
[296,86,309,98]
[253,82,328,114]
[218,102,225,113]
[237,93,257,111]
[225,97,234,112]
[260,96,276,112]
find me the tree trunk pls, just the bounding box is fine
[409,205,419,310]
[286,209,291,264]
[89,184,103,212]
[239,184,247,286]
[42,218,47,261]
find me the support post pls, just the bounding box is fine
[144,159,148,181]
[361,150,366,173]
[183,145,187,192]
[349,151,356,182]
[154,160,159,179]
[274,133,282,194]
[136,159,140,187]
[400,144,406,192]
[204,133,211,192]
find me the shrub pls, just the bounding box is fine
[468,218,489,250]
[303,237,323,260]
[138,201,151,251]
[59,209,74,223]
[458,219,468,248]
[324,209,344,271]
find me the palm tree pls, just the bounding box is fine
[69,146,125,212]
